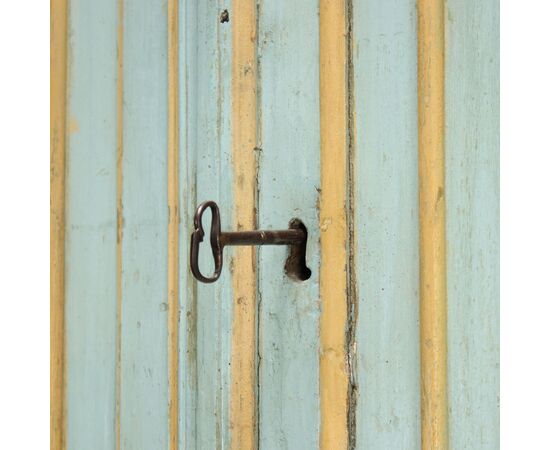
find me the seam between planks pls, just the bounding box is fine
[345,0,358,447]
[417,0,449,448]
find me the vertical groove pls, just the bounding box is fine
[319,0,349,448]
[345,0,357,448]
[417,0,449,448]
[254,1,262,446]
[51,0,68,448]
[230,1,258,449]
[115,0,123,449]
[168,0,180,448]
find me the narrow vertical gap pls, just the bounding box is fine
[215,4,223,448]
[115,0,124,449]
[254,2,263,448]
[345,0,358,448]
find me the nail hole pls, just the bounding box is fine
[220,9,229,23]
[284,219,311,282]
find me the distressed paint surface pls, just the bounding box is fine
[56,1,500,448]
[179,0,234,449]
[64,1,118,449]
[178,1,198,448]
[353,1,421,448]
[445,0,500,448]
[257,1,322,448]
[119,1,170,448]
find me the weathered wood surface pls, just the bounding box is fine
[179,0,234,448]
[445,0,500,448]
[64,1,118,448]
[257,0,322,448]
[119,1,170,448]
[353,1,422,448]
[56,0,499,448]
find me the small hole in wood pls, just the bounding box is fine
[220,9,229,23]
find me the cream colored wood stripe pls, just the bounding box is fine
[230,1,258,449]
[417,0,449,448]
[320,0,350,448]
[51,1,68,448]
[168,0,180,448]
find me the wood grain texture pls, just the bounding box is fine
[257,0,321,447]
[179,1,234,448]
[319,0,349,448]
[178,1,198,448]
[445,0,499,448]
[167,0,180,448]
[353,1,421,448]
[417,0,448,448]
[64,1,118,448]
[120,1,170,447]
[230,0,258,449]
[51,0,68,448]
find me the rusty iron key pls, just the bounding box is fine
[190,201,310,283]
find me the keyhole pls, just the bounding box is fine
[284,219,311,281]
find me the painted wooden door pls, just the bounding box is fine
[51,0,499,449]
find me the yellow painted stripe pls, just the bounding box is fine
[319,0,349,448]
[167,0,180,448]
[115,0,124,448]
[417,0,448,448]
[51,0,68,448]
[230,1,258,448]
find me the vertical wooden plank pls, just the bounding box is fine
[353,0,421,448]
[230,1,258,449]
[168,0,180,448]
[417,0,449,448]
[178,0,198,447]
[64,0,118,448]
[51,0,68,448]
[445,0,499,448]
[319,0,350,448]
[180,1,234,448]
[257,1,321,448]
[120,1,169,448]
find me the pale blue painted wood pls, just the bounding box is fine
[64,1,118,448]
[445,0,500,448]
[353,1,421,448]
[179,1,234,448]
[257,1,321,448]
[178,0,198,447]
[120,1,170,448]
